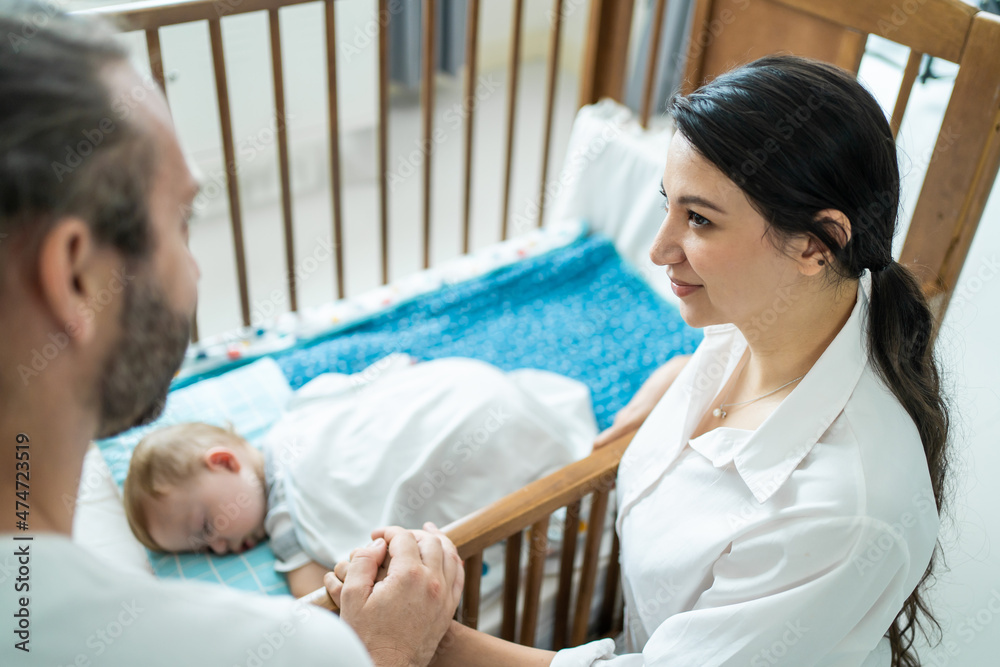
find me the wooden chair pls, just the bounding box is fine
[90,0,998,651]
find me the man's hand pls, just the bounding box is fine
[325,523,464,667]
[593,354,692,449]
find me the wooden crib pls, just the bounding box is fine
[87,0,999,651]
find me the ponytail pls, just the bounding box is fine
[867,262,950,665]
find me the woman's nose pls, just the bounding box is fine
[649,214,684,266]
[210,538,228,555]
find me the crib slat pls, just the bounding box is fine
[579,0,635,104]
[146,28,167,94]
[598,529,621,634]
[208,18,250,327]
[890,50,923,140]
[444,434,629,558]
[324,0,345,299]
[462,551,484,629]
[378,0,390,285]
[519,515,550,646]
[535,0,564,230]
[552,499,581,650]
[571,488,610,645]
[268,8,297,313]
[146,28,197,341]
[639,0,667,128]
[421,0,437,269]
[460,0,480,255]
[501,530,522,641]
[499,0,524,241]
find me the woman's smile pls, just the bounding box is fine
[669,276,703,297]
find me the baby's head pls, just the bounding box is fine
[123,422,268,555]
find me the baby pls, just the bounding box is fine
[123,356,597,597]
[124,421,269,556]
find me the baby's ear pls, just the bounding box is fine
[203,447,240,473]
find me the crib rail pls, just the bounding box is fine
[301,428,633,649]
[451,428,631,646]
[444,428,630,647]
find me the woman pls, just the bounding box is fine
[334,55,950,667]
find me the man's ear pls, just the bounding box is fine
[203,447,241,473]
[37,217,117,346]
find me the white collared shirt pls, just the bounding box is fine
[554,272,939,667]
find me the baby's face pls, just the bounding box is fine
[144,448,268,555]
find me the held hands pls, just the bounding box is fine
[325,523,464,667]
[592,354,692,449]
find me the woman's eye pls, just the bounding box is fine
[658,188,711,227]
[688,211,711,228]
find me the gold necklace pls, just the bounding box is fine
[713,358,805,419]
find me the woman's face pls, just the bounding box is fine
[650,131,806,332]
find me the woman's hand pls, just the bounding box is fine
[324,523,464,667]
[593,354,692,450]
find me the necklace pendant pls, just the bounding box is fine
[713,407,726,419]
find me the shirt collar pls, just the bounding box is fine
[692,272,872,503]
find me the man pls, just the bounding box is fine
[0,3,462,665]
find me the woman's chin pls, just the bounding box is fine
[676,303,705,328]
[676,303,722,330]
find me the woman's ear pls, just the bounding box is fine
[816,209,852,248]
[203,446,241,473]
[796,209,852,276]
[796,235,830,277]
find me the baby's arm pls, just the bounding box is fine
[286,559,331,599]
[266,472,332,598]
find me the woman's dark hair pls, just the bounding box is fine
[0,0,152,281]
[670,55,949,666]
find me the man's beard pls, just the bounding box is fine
[95,269,191,439]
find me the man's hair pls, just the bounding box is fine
[0,0,153,284]
[123,422,251,551]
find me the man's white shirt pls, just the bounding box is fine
[0,533,371,666]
